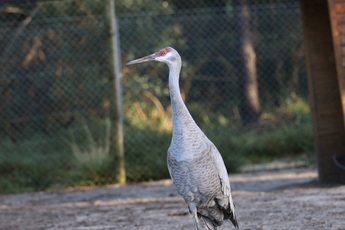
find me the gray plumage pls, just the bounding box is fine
[127,47,238,229]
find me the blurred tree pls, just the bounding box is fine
[0,1,109,142]
[0,0,305,140]
[233,0,260,125]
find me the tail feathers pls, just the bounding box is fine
[224,204,239,228]
[201,216,217,230]
[200,216,217,230]
[229,212,239,228]
[201,214,239,230]
[196,202,239,229]
[229,216,238,228]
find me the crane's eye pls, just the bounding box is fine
[157,48,171,56]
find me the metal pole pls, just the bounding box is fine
[106,0,126,184]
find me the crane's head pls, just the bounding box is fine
[126,47,181,66]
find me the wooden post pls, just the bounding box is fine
[106,0,126,184]
[328,0,345,126]
[300,0,345,182]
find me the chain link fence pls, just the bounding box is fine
[0,0,313,192]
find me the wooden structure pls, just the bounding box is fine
[300,0,345,182]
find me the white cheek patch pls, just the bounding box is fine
[168,55,176,61]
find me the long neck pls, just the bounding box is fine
[168,62,201,137]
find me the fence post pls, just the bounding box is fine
[106,0,126,184]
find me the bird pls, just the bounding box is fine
[127,47,238,230]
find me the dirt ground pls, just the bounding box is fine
[1,167,344,230]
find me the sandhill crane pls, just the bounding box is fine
[127,47,238,230]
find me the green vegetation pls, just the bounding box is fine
[0,0,312,193]
[0,135,71,192]
[69,119,113,186]
[0,96,314,192]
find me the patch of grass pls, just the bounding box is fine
[201,96,314,169]
[0,136,72,192]
[229,122,314,163]
[0,96,315,192]
[124,125,172,182]
[68,119,113,186]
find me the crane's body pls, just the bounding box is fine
[127,47,238,230]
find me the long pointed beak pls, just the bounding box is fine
[126,53,157,65]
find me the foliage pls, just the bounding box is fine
[124,125,172,182]
[0,0,314,192]
[0,96,314,192]
[70,119,112,185]
[0,135,72,192]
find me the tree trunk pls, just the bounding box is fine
[234,0,260,125]
[289,45,304,101]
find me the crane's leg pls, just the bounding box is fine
[188,203,203,230]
